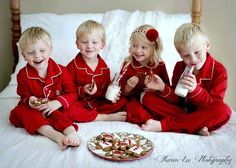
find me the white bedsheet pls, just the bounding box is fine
[0,97,235,168]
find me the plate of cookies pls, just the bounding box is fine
[87,132,154,161]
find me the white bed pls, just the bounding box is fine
[1,0,236,167]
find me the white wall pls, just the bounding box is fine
[201,0,236,110]
[0,0,235,109]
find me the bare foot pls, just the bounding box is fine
[62,132,80,147]
[56,137,68,151]
[198,126,210,136]
[141,119,162,132]
[37,125,69,150]
[96,111,127,121]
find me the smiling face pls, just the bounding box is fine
[76,32,105,61]
[75,20,106,62]
[129,36,154,65]
[19,27,53,75]
[177,40,209,70]
[22,40,52,72]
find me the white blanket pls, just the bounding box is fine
[0,98,235,168]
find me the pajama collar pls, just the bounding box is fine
[25,58,62,84]
[73,52,109,76]
[131,59,157,69]
[196,53,215,82]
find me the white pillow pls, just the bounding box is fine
[9,12,104,86]
[5,9,191,98]
[101,10,190,79]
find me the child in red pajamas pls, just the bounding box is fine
[9,27,80,150]
[141,23,232,135]
[66,20,127,122]
[119,24,170,124]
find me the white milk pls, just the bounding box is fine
[105,84,121,102]
[174,66,194,97]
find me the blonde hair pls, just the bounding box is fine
[76,20,106,43]
[124,24,163,68]
[19,27,52,52]
[174,23,209,50]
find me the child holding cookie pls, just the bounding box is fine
[66,20,127,122]
[9,27,80,150]
[119,24,170,124]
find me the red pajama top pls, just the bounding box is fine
[119,59,170,98]
[164,53,228,107]
[67,53,110,100]
[16,58,77,109]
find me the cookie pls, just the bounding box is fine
[31,99,42,106]
[31,98,48,106]
[128,145,144,157]
[136,72,146,88]
[99,132,114,142]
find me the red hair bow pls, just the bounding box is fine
[146,28,159,42]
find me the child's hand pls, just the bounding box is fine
[84,82,97,95]
[29,96,48,109]
[127,76,139,89]
[29,96,39,108]
[40,100,62,117]
[111,90,121,103]
[144,74,165,92]
[181,73,197,93]
[125,76,139,94]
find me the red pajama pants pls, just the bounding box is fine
[126,97,153,124]
[142,92,232,134]
[65,97,127,122]
[9,105,78,135]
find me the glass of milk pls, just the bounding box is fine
[174,66,194,97]
[105,84,121,102]
[105,73,121,102]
